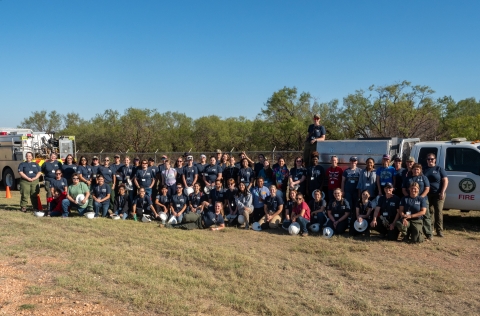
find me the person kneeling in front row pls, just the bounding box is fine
[395,182,427,243]
[165,201,225,231]
[258,185,284,229]
[325,188,350,235]
[132,188,159,221]
[370,183,400,240]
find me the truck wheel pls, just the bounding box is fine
[2,168,15,190]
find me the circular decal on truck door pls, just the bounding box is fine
[459,178,476,193]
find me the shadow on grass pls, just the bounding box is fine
[444,213,480,232]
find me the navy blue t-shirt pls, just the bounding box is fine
[424,166,447,194]
[205,164,221,184]
[400,195,427,218]
[238,167,254,186]
[328,199,351,220]
[171,194,188,212]
[61,163,78,181]
[402,175,430,195]
[93,183,111,199]
[209,188,225,204]
[203,209,225,228]
[42,160,62,180]
[133,195,152,210]
[97,165,114,184]
[50,177,68,192]
[77,165,93,181]
[183,165,198,186]
[376,195,400,221]
[264,194,284,213]
[135,168,154,188]
[18,161,41,179]
[306,124,326,141]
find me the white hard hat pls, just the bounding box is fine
[112,215,120,220]
[354,219,368,232]
[288,222,301,235]
[323,227,334,239]
[159,213,168,221]
[237,215,245,225]
[252,222,262,231]
[85,212,95,219]
[309,223,320,233]
[34,211,45,217]
[75,194,85,204]
[184,187,194,196]
[311,190,325,200]
[142,215,152,223]
[167,216,177,224]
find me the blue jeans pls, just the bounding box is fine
[144,187,152,198]
[62,199,87,217]
[168,214,184,224]
[311,212,328,227]
[296,216,310,233]
[94,200,110,217]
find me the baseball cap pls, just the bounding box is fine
[406,156,415,162]
[350,156,358,161]
[200,154,206,159]
[92,156,99,160]
[382,154,391,160]
[384,182,394,188]
[148,157,154,162]
[134,156,140,161]
[187,155,193,161]
[392,154,402,161]
[216,149,222,154]
[161,155,167,160]
[114,154,120,158]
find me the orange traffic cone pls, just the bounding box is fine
[5,186,12,199]
[36,194,43,211]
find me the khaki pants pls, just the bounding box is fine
[258,214,282,229]
[20,179,40,209]
[396,218,423,243]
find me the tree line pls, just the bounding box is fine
[18,81,480,153]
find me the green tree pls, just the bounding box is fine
[18,110,63,132]
[443,98,480,140]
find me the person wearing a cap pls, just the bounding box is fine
[120,156,134,202]
[424,153,448,237]
[326,156,342,202]
[195,154,208,188]
[396,182,427,243]
[215,150,222,165]
[98,156,116,210]
[182,155,198,190]
[326,188,351,235]
[203,156,223,189]
[402,163,432,241]
[134,159,155,198]
[307,152,325,203]
[157,155,168,174]
[357,157,376,198]
[131,157,141,187]
[376,154,396,197]
[258,185,284,229]
[90,156,101,186]
[169,183,188,223]
[147,158,159,200]
[254,154,265,177]
[289,157,307,195]
[303,114,326,167]
[222,156,239,187]
[342,156,362,213]
[392,155,407,199]
[371,183,400,240]
[110,154,124,194]
[399,156,416,197]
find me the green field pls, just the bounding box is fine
[1,190,480,315]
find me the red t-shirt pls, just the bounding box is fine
[293,201,311,221]
[326,166,343,190]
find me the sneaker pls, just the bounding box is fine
[426,235,433,241]
[158,224,165,228]
[437,231,444,237]
[20,207,27,213]
[301,233,308,237]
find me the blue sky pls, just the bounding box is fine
[1,0,479,128]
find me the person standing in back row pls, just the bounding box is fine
[424,153,448,237]
[326,155,342,202]
[303,114,326,167]
[18,152,42,212]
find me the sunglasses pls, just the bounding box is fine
[296,198,303,201]
[104,159,109,161]
[72,177,79,180]
[176,187,182,189]
[427,158,435,161]
[55,173,62,175]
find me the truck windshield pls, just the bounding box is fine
[445,147,480,175]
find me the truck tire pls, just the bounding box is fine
[2,168,16,190]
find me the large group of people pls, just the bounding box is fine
[16,114,449,242]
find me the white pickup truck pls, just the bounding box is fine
[316,137,480,212]
[411,138,480,212]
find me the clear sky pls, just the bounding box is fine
[1,0,479,128]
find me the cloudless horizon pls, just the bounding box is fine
[1,0,479,128]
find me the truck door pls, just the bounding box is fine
[444,146,480,211]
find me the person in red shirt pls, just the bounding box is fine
[291,193,311,236]
[326,155,343,203]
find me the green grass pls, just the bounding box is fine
[1,190,480,315]
[19,304,35,310]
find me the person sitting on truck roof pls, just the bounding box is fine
[303,113,326,167]
[402,163,433,241]
[325,188,351,235]
[357,157,376,198]
[376,154,396,197]
[396,182,427,243]
[289,157,307,196]
[424,153,449,237]
[370,183,401,240]
[306,152,325,203]
[18,151,42,212]
[61,154,78,185]
[326,156,343,202]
